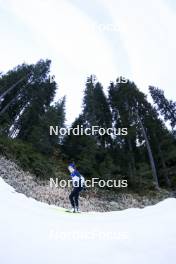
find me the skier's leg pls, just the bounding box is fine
[69,190,75,208]
[75,187,83,212]
[74,189,79,208]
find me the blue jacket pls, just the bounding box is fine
[70,169,81,178]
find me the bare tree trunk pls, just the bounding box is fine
[0,77,25,102]
[128,163,133,182]
[0,95,19,116]
[158,143,171,187]
[125,99,137,183]
[127,137,136,183]
[137,112,160,190]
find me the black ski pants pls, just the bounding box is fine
[69,187,82,208]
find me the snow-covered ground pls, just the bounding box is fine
[0,177,176,264]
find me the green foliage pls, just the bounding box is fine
[0,59,65,155]
[83,76,112,147]
[0,135,65,180]
[1,61,176,192]
[63,76,176,190]
[149,86,176,129]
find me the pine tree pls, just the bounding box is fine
[12,60,56,140]
[149,86,176,129]
[62,114,99,178]
[109,79,161,188]
[83,75,112,147]
[0,60,65,155]
[0,63,32,134]
[27,97,66,155]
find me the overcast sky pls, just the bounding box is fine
[0,0,176,124]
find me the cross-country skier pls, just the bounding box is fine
[68,163,85,213]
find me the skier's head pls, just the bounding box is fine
[68,163,76,173]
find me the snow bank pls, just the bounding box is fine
[0,177,176,264]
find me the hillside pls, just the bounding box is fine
[0,156,173,212]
